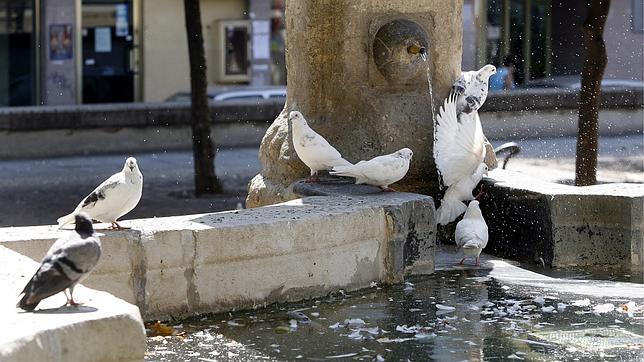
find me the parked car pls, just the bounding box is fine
[526,75,644,91]
[165,86,286,103]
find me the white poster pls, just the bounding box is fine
[115,4,129,37]
[95,27,112,53]
[252,34,270,59]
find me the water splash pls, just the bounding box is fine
[426,64,435,121]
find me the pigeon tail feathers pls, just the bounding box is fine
[436,198,467,225]
[462,239,483,249]
[330,157,353,168]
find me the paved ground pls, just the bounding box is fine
[0,148,260,227]
[0,134,641,227]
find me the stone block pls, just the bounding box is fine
[0,193,436,320]
[0,247,145,362]
[482,169,644,272]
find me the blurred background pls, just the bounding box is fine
[0,0,642,226]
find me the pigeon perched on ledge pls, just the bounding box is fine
[57,157,143,230]
[18,213,102,311]
[330,148,413,191]
[455,200,488,266]
[289,111,352,182]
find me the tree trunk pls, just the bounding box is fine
[575,0,610,186]
[184,0,221,195]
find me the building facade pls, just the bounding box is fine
[1,0,641,107]
[0,0,285,106]
[463,0,644,84]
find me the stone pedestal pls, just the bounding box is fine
[247,0,464,207]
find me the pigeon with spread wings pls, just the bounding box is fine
[433,93,487,225]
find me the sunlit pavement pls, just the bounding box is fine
[0,134,641,227]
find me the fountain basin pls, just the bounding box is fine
[0,193,435,321]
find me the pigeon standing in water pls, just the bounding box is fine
[330,148,413,191]
[18,213,102,311]
[452,64,496,115]
[434,93,487,224]
[57,157,143,230]
[289,111,352,182]
[455,200,488,266]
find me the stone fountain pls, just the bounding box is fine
[247,0,465,207]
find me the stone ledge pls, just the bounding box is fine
[0,247,145,362]
[0,193,436,320]
[481,169,644,272]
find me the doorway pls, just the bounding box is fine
[81,0,136,103]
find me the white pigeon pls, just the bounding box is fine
[289,111,352,182]
[330,148,413,191]
[455,200,488,266]
[452,64,496,115]
[437,163,488,225]
[18,213,101,311]
[57,157,143,230]
[434,93,487,225]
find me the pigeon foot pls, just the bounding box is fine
[458,257,466,265]
[474,185,486,200]
[381,187,397,192]
[305,175,320,183]
[109,222,130,230]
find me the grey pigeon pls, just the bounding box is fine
[452,64,496,115]
[57,157,143,230]
[18,213,102,311]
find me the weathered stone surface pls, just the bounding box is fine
[247,0,464,207]
[0,247,145,362]
[481,169,644,272]
[1,193,435,320]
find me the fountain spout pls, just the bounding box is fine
[407,45,427,56]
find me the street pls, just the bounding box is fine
[0,134,641,227]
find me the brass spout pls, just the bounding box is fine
[407,45,427,55]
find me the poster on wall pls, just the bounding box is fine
[95,27,112,53]
[49,24,73,61]
[115,4,129,37]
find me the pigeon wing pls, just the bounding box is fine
[434,93,486,186]
[18,233,101,311]
[298,129,349,167]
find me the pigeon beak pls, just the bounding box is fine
[129,165,134,171]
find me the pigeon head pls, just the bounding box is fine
[124,157,138,173]
[477,64,497,81]
[289,111,307,127]
[74,212,95,237]
[396,148,414,160]
[473,163,489,178]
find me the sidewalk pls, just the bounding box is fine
[0,134,641,227]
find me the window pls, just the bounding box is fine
[633,0,643,33]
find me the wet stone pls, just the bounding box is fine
[293,175,386,197]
